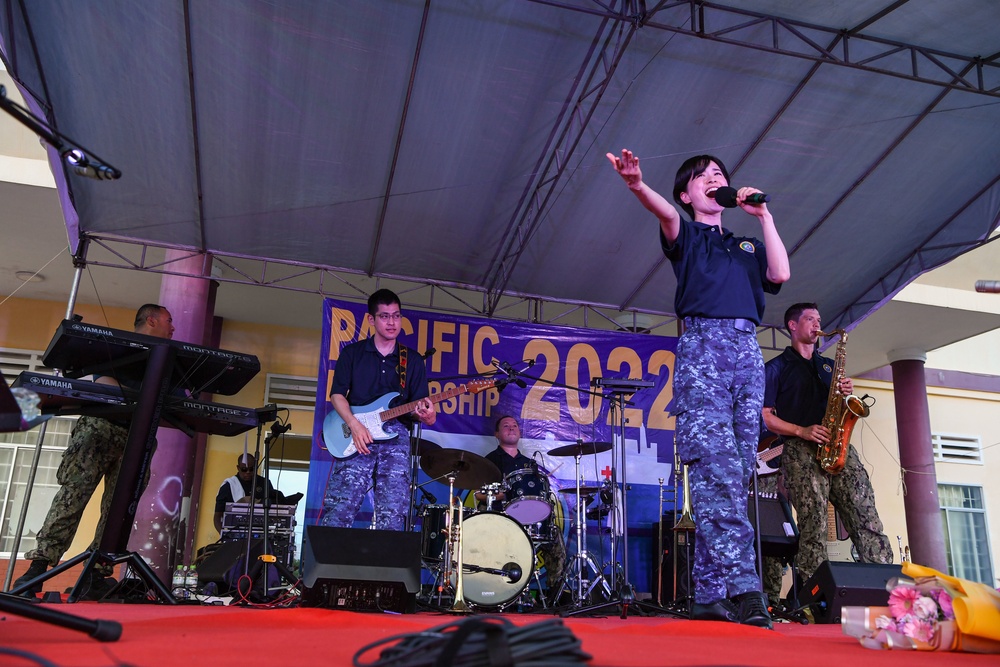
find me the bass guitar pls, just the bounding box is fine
[755,443,784,477]
[322,378,497,458]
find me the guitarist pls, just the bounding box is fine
[320,289,436,530]
[761,303,892,603]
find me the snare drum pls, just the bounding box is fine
[504,466,552,524]
[450,512,533,609]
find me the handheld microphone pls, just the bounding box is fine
[422,347,436,360]
[710,186,770,208]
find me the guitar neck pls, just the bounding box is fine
[826,502,837,542]
[378,384,468,422]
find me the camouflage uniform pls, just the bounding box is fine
[673,318,764,604]
[781,437,893,582]
[25,416,151,574]
[321,420,411,530]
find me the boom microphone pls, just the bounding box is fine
[63,149,121,181]
[710,186,770,208]
[975,280,1000,294]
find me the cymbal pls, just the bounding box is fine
[547,441,612,457]
[419,448,502,490]
[559,486,602,496]
[411,438,441,455]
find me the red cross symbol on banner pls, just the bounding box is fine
[601,466,612,480]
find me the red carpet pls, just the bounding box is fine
[0,601,993,667]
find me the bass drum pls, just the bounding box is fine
[451,512,534,609]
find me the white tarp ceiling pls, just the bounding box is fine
[2,0,999,331]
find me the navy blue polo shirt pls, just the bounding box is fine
[763,346,834,428]
[485,446,534,477]
[329,336,430,410]
[661,218,780,324]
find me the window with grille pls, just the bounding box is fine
[0,417,77,556]
[939,484,994,585]
[931,433,982,464]
[264,374,317,411]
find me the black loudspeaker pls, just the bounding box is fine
[797,561,903,624]
[650,519,692,603]
[300,525,421,613]
[747,492,798,559]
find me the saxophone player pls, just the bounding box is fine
[761,303,893,605]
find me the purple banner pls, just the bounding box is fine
[308,297,679,517]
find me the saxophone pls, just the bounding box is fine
[816,329,870,474]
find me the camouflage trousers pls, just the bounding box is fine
[782,437,893,582]
[26,416,149,574]
[673,319,764,604]
[321,420,411,530]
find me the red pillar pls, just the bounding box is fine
[127,251,215,583]
[888,349,948,571]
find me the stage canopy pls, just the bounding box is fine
[2,0,1000,335]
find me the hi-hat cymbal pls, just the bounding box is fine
[411,438,441,455]
[559,486,602,496]
[419,448,502,490]
[547,441,612,457]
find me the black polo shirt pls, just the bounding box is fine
[763,346,834,428]
[661,218,780,324]
[485,446,534,477]
[330,336,430,410]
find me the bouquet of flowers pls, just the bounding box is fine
[842,562,1000,653]
[873,578,955,644]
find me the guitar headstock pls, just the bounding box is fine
[465,378,499,395]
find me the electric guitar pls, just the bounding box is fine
[321,378,497,458]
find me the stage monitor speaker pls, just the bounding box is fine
[797,561,902,624]
[747,492,798,559]
[300,525,420,613]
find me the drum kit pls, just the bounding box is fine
[413,442,615,612]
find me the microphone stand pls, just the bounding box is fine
[238,419,297,602]
[0,84,121,180]
[563,382,682,620]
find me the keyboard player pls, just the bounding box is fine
[15,304,175,599]
[213,453,302,533]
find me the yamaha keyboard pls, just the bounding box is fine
[42,319,260,395]
[14,371,262,437]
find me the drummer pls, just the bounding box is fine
[476,416,565,592]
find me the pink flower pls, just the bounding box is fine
[902,617,936,644]
[913,596,938,620]
[888,585,921,619]
[875,615,898,632]
[933,589,954,620]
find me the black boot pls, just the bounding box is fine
[733,591,773,629]
[12,559,49,598]
[75,568,119,601]
[690,598,739,622]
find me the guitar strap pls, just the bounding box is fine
[397,344,408,392]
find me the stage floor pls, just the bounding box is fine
[1,597,992,667]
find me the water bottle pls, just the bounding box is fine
[11,387,41,421]
[185,563,198,598]
[172,565,186,599]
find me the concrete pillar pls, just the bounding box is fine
[888,348,947,571]
[128,250,214,583]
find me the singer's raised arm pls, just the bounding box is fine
[606,149,681,243]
